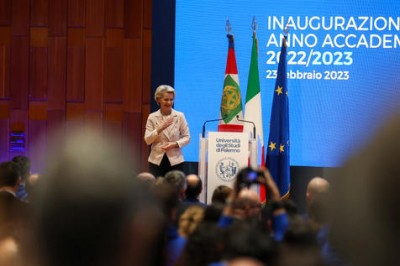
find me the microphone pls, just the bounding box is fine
[202,115,227,138]
[236,115,256,140]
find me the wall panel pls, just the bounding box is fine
[29,48,48,99]
[48,37,67,110]
[86,0,104,37]
[28,101,47,172]
[123,39,142,112]
[141,103,150,171]
[68,0,86,27]
[0,100,9,161]
[0,44,10,98]
[0,100,10,118]
[143,0,152,29]
[105,0,124,28]
[66,102,84,135]
[47,110,66,139]
[104,29,123,103]
[67,29,85,102]
[0,27,11,44]
[122,112,141,169]
[85,111,103,132]
[11,0,30,36]
[124,0,142,38]
[142,29,151,104]
[0,27,10,97]
[48,0,67,36]
[0,0,11,26]
[1,0,152,172]
[85,37,103,111]
[104,103,123,151]
[30,0,48,27]
[10,37,29,109]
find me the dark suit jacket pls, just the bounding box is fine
[0,190,29,231]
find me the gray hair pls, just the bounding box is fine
[164,170,186,191]
[154,85,175,103]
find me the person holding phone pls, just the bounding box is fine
[219,167,289,241]
[144,85,190,177]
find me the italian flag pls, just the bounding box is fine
[244,32,266,201]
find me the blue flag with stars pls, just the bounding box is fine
[266,36,290,198]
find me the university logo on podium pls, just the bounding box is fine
[215,157,239,182]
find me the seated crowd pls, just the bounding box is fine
[2,114,400,266]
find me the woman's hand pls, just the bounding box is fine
[160,141,179,151]
[157,117,174,134]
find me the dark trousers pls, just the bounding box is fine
[149,154,184,178]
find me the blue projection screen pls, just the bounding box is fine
[174,1,400,167]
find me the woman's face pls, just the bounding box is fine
[159,92,174,114]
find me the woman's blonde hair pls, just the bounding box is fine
[154,85,175,103]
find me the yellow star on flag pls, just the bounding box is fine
[275,86,283,95]
[269,142,276,151]
[280,144,285,153]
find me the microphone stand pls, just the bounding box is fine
[202,116,226,138]
[236,115,256,140]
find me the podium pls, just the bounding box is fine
[199,125,257,203]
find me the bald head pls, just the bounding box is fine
[186,174,200,187]
[234,188,261,219]
[185,174,202,200]
[136,172,156,184]
[306,177,330,202]
[238,188,260,203]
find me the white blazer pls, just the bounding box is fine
[144,109,190,166]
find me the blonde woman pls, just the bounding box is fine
[144,85,190,177]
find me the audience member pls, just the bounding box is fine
[153,183,186,266]
[28,129,165,266]
[304,176,349,265]
[11,156,31,202]
[136,172,156,185]
[0,161,28,233]
[178,205,205,237]
[211,185,232,205]
[306,177,330,207]
[164,170,186,202]
[218,167,289,242]
[184,174,205,206]
[232,188,262,220]
[10,114,400,266]
[175,222,224,266]
[203,203,224,222]
[328,114,400,266]
[221,220,276,265]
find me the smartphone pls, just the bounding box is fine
[236,167,264,191]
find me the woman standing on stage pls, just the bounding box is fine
[144,85,190,177]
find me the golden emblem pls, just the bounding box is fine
[221,85,241,114]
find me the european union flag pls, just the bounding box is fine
[266,36,290,198]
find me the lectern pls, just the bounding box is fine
[198,125,257,203]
